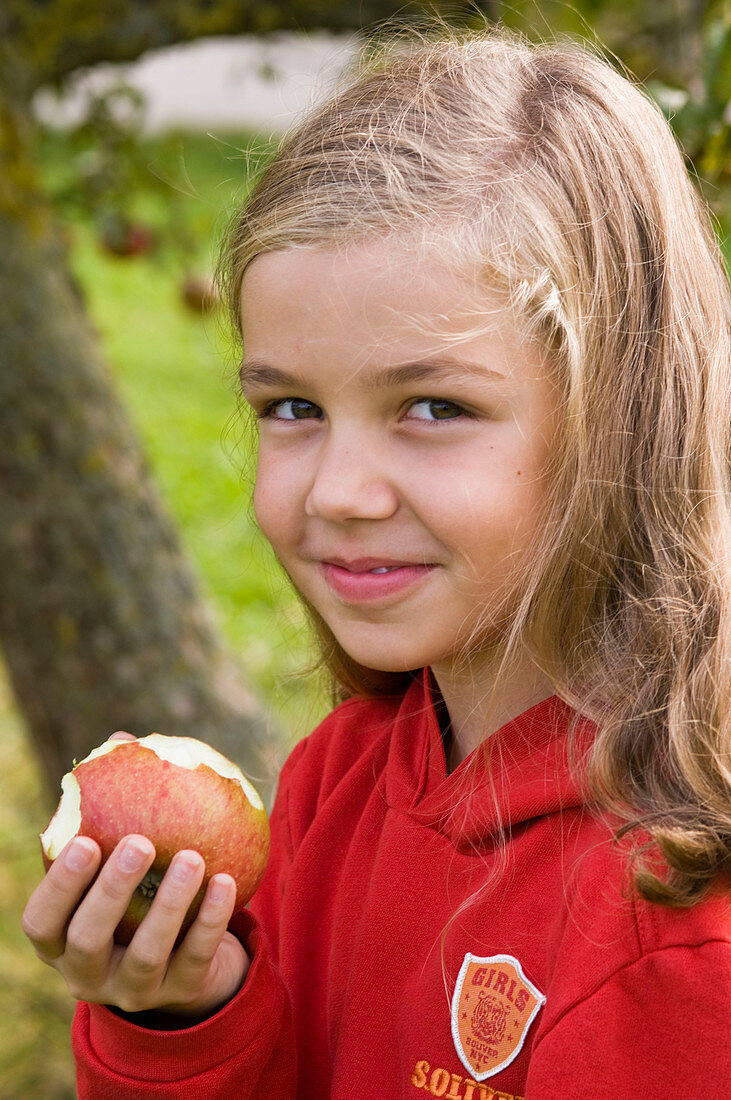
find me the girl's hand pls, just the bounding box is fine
[22,732,250,1020]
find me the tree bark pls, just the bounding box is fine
[0,96,279,803]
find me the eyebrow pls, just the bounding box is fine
[238,356,510,393]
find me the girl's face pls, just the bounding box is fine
[240,242,561,676]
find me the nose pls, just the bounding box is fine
[304,430,399,523]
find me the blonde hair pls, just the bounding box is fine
[219,22,731,907]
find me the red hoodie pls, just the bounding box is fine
[73,668,731,1099]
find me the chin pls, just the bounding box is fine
[361,657,419,674]
[337,639,432,675]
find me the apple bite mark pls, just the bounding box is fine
[137,734,265,810]
[40,734,270,945]
[41,770,83,860]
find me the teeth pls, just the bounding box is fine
[370,566,399,573]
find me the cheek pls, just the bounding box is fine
[443,477,545,565]
[252,457,287,547]
[252,449,308,555]
[251,476,268,534]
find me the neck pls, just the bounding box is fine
[429,650,555,773]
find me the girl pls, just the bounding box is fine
[23,24,731,1099]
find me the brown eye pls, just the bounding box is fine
[261,398,321,420]
[406,399,467,421]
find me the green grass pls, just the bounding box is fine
[0,128,329,1098]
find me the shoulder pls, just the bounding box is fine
[564,818,731,953]
[539,812,731,1035]
[530,830,731,1093]
[271,691,404,849]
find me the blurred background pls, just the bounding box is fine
[2,2,730,1095]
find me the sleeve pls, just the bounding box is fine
[525,940,731,1100]
[71,737,310,1100]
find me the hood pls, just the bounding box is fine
[384,667,597,851]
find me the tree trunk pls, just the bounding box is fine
[0,97,279,806]
[0,0,495,805]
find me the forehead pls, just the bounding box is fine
[243,241,463,302]
[240,242,534,373]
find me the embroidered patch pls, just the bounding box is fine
[451,953,545,1081]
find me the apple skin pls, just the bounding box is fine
[100,219,156,258]
[41,735,270,946]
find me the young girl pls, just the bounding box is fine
[23,25,731,1100]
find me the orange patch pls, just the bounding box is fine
[450,954,545,1081]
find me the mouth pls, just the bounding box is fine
[322,557,435,573]
[318,559,437,602]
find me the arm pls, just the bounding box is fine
[525,941,731,1099]
[72,910,296,1100]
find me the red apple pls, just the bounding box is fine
[100,217,156,257]
[41,734,270,945]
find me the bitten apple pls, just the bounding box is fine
[40,734,270,945]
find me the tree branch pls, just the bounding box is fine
[5,0,475,96]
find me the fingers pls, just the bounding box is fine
[126,851,207,965]
[173,874,237,979]
[62,836,157,991]
[22,836,102,962]
[112,853,228,1007]
[24,832,246,1017]
[108,731,136,742]
[66,836,156,954]
[162,875,250,1016]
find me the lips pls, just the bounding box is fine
[318,559,437,601]
[322,557,433,573]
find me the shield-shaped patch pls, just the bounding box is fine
[450,953,545,1081]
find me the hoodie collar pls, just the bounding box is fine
[385,667,596,849]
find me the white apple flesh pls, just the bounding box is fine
[41,734,270,945]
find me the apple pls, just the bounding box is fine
[181,273,219,313]
[99,214,156,257]
[41,734,270,945]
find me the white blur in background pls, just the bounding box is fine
[33,32,360,135]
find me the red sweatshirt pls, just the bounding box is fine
[73,668,731,1099]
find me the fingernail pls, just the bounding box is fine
[118,838,151,873]
[170,853,201,884]
[208,875,233,905]
[65,837,95,872]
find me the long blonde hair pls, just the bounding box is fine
[219,22,731,906]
